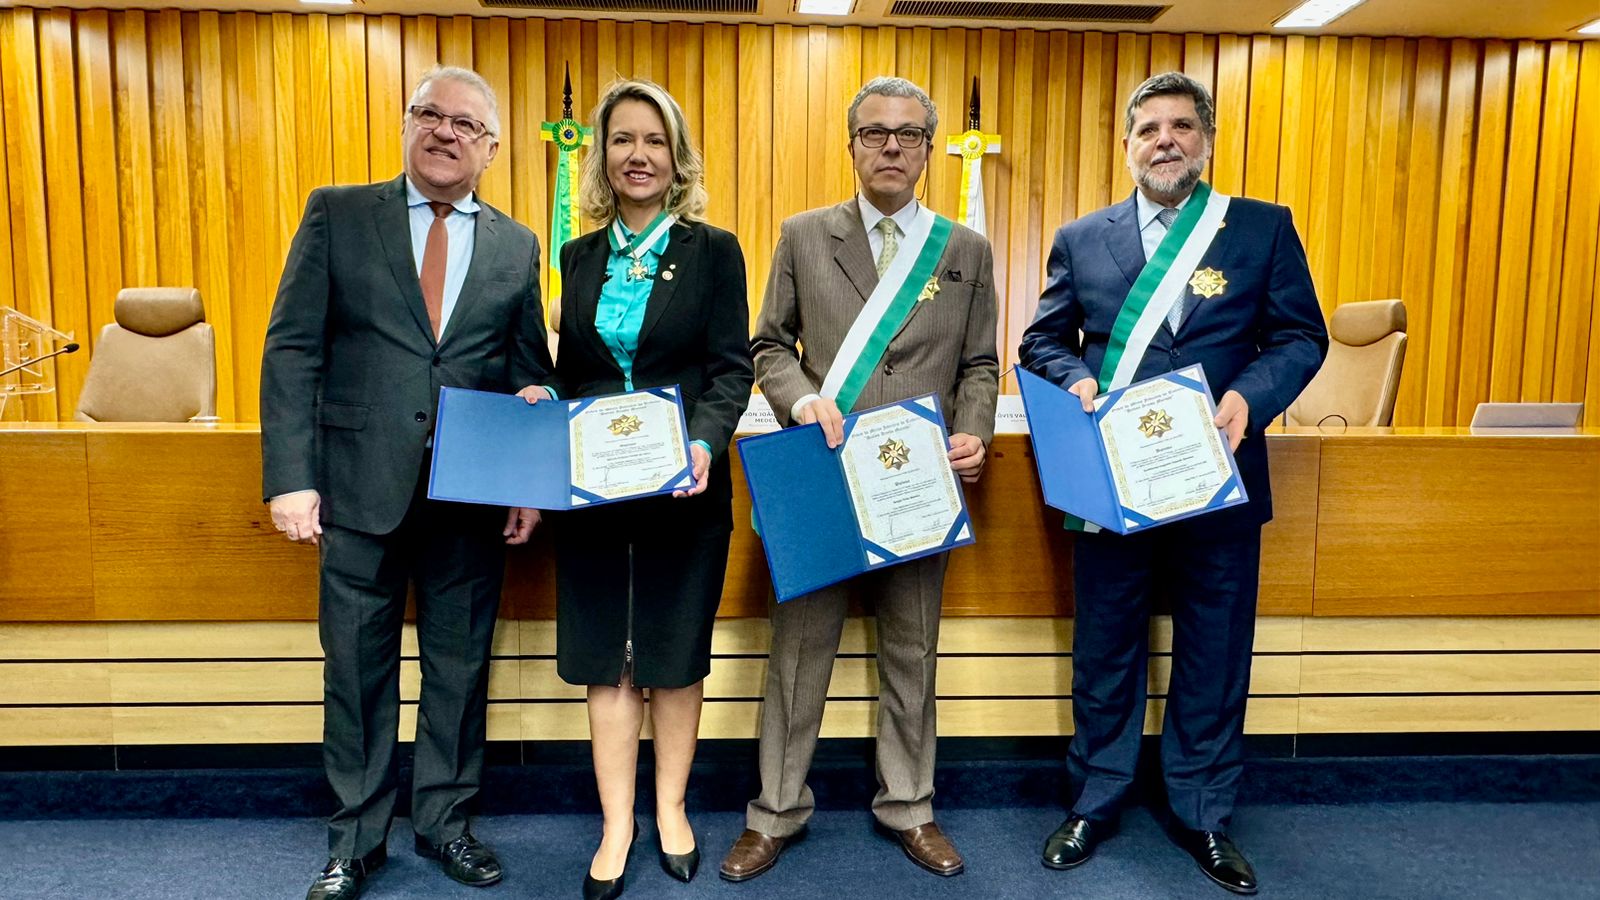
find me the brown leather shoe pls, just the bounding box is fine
[882,821,964,876]
[718,828,792,882]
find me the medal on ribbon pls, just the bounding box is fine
[609,210,678,282]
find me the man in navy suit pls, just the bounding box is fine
[1019,72,1327,895]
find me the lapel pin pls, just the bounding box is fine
[661,270,674,281]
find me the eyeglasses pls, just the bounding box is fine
[853,126,930,149]
[409,105,493,142]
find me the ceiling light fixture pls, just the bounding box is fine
[1273,0,1366,29]
[1577,17,1600,35]
[796,0,855,15]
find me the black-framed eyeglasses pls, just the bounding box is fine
[853,126,930,149]
[409,105,493,142]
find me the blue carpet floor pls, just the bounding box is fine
[2,802,1596,900]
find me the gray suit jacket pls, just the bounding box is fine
[260,175,554,535]
[751,199,999,442]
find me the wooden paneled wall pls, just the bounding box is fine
[1,9,1597,426]
[3,617,1596,745]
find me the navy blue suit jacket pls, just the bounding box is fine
[1019,191,1328,528]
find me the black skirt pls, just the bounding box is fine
[550,460,734,688]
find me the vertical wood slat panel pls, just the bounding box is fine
[1333,37,1371,311]
[736,23,772,316]
[1304,35,1341,318]
[0,13,1596,430]
[0,16,14,333]
[73,11,120,364]
[507,19,542,249]
[1490,42,1547,402]
[473,17,512,212]
[365,16,402,190]
[1367,38,1408,300]
[1395,38,1446,425]
[1454,41,1511,424]
[231,11,275,426]
[1422,41,1480,425]
[150,10,193,292]
[1523,42,1579,403]
[39,10,88,418]
[1,10,57,421]
[1553,43,1600,405]
[1243,35,1282,203]
[701,23,736,232]
[192,11,236,421]
[1075,32,1111,217]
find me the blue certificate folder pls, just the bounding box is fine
[428,385,695,509]
[738,394,976,602]
[1015,364,1247,534]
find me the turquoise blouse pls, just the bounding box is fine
[594,221,710,459]
[596,221,671,391]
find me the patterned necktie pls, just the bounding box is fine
[1156,206,1183,331]
[419,201,453,339]
[875,217,899,277]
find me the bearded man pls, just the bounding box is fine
[1018,72,1327,896]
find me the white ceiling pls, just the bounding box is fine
[34,0,1600,41]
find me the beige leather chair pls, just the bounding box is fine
[74,288,217,423]
[1286,299,1407,428]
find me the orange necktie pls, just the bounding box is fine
[419,201,453,339]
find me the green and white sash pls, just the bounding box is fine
[820,205,955,414]
[1098,182,1230,392]
[608,211,678,278]
[1070,182,1230,533]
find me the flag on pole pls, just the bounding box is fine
[539,64,593,321]
[945,78,1001,237]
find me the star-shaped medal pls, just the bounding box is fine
[1189,267,1227,298]
[1138,408,1174,439]
[877,438,912,471]
[627,258,651,282]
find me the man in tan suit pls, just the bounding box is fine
[720,76,999,882]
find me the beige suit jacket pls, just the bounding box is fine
[751,199,1000,442]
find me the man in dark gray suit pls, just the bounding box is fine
[721,76,999,883]
[261,66,553,900]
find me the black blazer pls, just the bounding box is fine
[260,175,555,535]
[554,221,753,499]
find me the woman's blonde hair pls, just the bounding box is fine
[580,79,708,226]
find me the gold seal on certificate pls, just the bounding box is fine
[1095,366,1239,523]
[570,391,689,502]
[838,400,967,562]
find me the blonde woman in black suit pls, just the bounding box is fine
[520,79,752,900]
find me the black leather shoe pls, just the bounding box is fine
[1042,815,1096,870]
[582,822,638,900]
[660,845,700,883]
[306,843,386,900]
[1180,830,1258,895]
[415,832,503,887]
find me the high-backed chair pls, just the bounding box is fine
[1286,299,1407,428]
[74,288,217,423]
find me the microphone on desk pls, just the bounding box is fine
[0,342,80,379]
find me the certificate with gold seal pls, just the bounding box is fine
[1016,364,1247,533]
[837,401,969,561]
[569,390,692,502]
[427,385,694,510]
[738,394,975,602]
